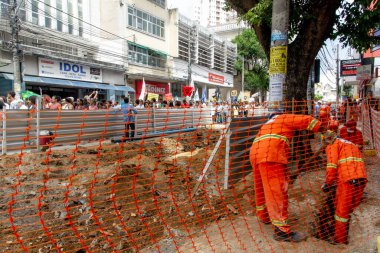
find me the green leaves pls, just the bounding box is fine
[241,0,272,26]
[335,0,380,53]
[232,29,269,92]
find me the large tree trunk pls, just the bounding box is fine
[227,0,341,100]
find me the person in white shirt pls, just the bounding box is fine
[17,100,28,110]
[7,91,19,110]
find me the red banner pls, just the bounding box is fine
[182,86,194,97]
[208,73,224,84]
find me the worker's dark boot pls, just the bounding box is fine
[273,227,307,242]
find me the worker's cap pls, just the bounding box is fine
[345,119,357,129]
[328,122,339,132]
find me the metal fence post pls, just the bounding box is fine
[2,107,6,155]
[224,107,232,189]
[36,98,40,151]
[192,109,195,128]
[152,107,156,133]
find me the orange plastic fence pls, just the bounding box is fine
[0,101,379,253]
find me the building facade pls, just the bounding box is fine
[171,12,236,100]
[193,0,237,27]
[0,0,236,102]
[0,0,133,101]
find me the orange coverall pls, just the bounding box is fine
[339,127,364,148]
[328,118,339,132]
[325,138,367,244]
[250,114,321,233]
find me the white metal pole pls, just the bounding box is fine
[2,107,6,155]
[36,97,40,151]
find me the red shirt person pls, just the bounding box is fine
[339,120,363,149]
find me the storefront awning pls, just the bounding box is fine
[0,74,135,93]
[128,41,167,56]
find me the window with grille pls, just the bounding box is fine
[128,43,166,68]
[128,6,165,38]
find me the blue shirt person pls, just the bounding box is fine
[121,97,138,141]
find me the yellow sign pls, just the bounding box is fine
[243,91,251,102]
[269,46,287,75]
[231,90,238,96]
[147,93,159,101]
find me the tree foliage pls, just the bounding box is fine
[225,0,380,99]
[232,29,269,92]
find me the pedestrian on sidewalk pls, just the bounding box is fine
[249,113,325,242]
[121,97,137,141]
[321,131,367,245]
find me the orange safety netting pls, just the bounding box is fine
[0,101,379,253]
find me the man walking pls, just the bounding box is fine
[249,113,324,242]
[121,97,137,141]
[322,131,367,245]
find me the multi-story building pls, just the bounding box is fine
[0,0,236,102]
[98,0,236,101]
[170,12,236,100]
[0,0,133,101]
[193,0,237,27]
[98,0,177,101]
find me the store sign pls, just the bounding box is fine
[356,65,372,80]
[146,84,166,94]
[341,59,361,76]
[38,58,102,83]
[208,73,224,84]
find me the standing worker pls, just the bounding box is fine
[121,97,138,142]
[321,131,367,244]
[250,114,324,242]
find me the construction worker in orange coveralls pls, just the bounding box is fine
[250,114,324,242]
[339,120,364,150]
[328,116,339,132]
[321,131,367,244]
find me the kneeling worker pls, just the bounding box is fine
[339,119,364,150]
[322,131,367,244]
[250,113,324,242]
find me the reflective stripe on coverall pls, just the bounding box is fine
[325,138,367,243]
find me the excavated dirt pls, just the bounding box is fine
[0,128,379,253]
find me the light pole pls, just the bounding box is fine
[10,0,25,98]
[333,44,340,118]
[241,55,245,97]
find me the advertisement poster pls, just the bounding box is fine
[39,58,102,82]
[269,46,287,75]
[243,91,251,102]
[165,93,173,101]
[147,93,159,101]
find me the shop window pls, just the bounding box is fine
[171,83,182,98]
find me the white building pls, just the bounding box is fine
[193,0,237,27]
[0,0,132,101]
[315,82,337,102]
[97,0,236,101]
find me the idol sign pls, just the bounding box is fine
[38,58,102,82]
